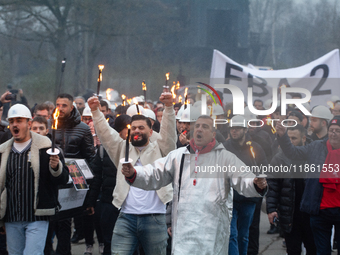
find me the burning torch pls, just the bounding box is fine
[47,108,60,155]
[163,72,170,92]
[120,124,133,165]
[97,65,105,97]
[142,80,147,105]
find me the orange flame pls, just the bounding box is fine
[327,101,335,109]
[142,81,147,91]
[121,94,126,100]
[171,85,176,99]
[127,99,132,105]
[271,125,277,134]
[184,87,188,105]
[115,103,118,107]
[266,116,272,126]
[246,141,256,159]
[106,88,113,101]
[98,65,104,81]
[165,72,170,81]
[106,118,109,122]
[178,95,182,103]
[227,109,231,118]
[176,81,180,90]
[127,124,131,129]
[116,114,120,117]
[52,108,60,130]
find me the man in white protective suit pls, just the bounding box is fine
[122,115,268,255]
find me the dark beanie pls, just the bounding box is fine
[328,116,340,129]
[114,115,131,133]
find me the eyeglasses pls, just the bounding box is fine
[329,129,340,135]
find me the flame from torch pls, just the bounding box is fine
[106,88,113,101]
[52,108,60,129]
[246,141,256,159]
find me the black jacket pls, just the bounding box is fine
[266,149,305,233]
[86,145,117,206]
[223,135,268,203]
[52,107,95,162]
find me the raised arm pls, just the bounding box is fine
[88,96,124,166]
[157,92,177,156]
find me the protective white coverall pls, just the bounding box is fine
[131,143,266,255]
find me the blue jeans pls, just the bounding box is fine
[5,221,49,255]
[229,202,256,255]
[111,212,168,255]
[310,210,340,255]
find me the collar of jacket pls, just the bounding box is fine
[58,107,81,129]
[186,141,221,154]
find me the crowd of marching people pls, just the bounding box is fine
[0,86,339,255]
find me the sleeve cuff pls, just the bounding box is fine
[49,160,63,177]
[125,170,137,184]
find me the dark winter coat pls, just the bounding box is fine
[52,107,95,162]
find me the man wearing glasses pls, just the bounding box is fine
[276,116,340,254]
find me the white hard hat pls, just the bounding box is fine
[176,104,189,120]
[143,108,156,121]
[82,107,92,117]
[331,95,340,102]
[230,115,247,128]
[126,104,145,117]
[311,105,333,120]
[179,105,200,123]
[212,104,224,116]
[7,104,32,120]
[134,97,144,103]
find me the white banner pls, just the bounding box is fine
[210,49,340,108]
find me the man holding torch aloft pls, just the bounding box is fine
[121,114,267,255]
[87,90,176,255]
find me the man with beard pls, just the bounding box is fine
[223,115,267,255]
[87,92,176,255]
[0,104,69,254]
[309,105,333,141]
[52,93,96,255]
[276,116,340,254]
[121,115,267,254]
[267,125,316,254]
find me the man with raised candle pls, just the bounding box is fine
[88,91,176,255]
[121,115,267,255]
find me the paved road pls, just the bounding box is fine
[68,212,290,255]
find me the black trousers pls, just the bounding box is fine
[247,198,262,255]
[285,213,316,255]
[84,200,104,245]
[100,202,120,255]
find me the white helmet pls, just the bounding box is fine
[7,104,32,120]
[82,107,92,117]
[311,105,333,120]
[230,115,247,128]
[176,104,189,120]
[126,104,145,117]
[179,105,200,123]
[212,104,224,116]
[331,95,340,102]
[143,108,156,121]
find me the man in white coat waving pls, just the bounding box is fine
[122,115,267,255]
